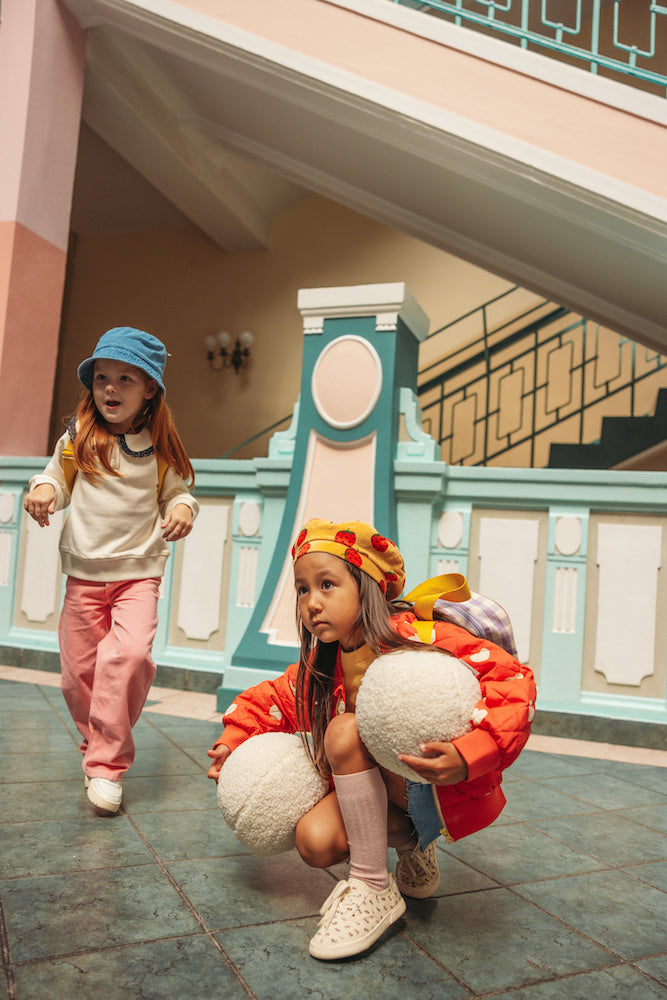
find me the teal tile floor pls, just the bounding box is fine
[1,671,666,1000]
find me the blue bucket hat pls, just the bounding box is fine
[77,327,167,396]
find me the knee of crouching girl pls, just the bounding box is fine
[294,797,349,868]
[323,712,368,773]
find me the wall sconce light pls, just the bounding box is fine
[204,330,253,374]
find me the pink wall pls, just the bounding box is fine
[183,0,667,200]
[0,222,67,454]
[0,0,85,455]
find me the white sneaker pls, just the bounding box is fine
[309,875,406,960]
[395,840,440,899]
[86,776,122,813]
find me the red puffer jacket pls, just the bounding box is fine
[213,612,537,843]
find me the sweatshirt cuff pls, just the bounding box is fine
[452,728,501,782]
[28,475,68,508]
[164,495,198,518]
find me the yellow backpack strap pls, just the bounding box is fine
[62,428,77,494]
[411,619,437,643]
[157,457,169,495]
[403,573,471,621]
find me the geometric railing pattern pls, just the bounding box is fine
[392,0,667,97]
[418,287,667,466]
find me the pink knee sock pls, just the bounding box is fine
[332,768,390,891]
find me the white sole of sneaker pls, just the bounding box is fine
[86,782,121,814]
[309,894,406,960]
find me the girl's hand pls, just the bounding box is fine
[399,741,469,786]
[206,744,231,782]
[161,503,193,541]
[24,484,57,527]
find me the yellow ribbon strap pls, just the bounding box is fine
[403,573,471,622]
[411,619,436,643]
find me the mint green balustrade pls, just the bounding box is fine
[390,0,667,95]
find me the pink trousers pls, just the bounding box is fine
[59,576,160,781]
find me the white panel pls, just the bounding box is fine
[436,558,462,576]
[176,504,229,641]
[594,523,661,686]
[20,512,66,622]
[0,493,14,523]
[555,516,581,556]
[438,510,463,549]
[238,502,261,537]
[552,566,578,634]
[478,518,539,662]
[236,545,259,607]
[311,335,382,429]
[0,532,12,587]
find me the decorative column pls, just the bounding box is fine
[0,0,85,455]
[217,282,429,709]
[538,510,588,711]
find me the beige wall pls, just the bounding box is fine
[53,194,510,460]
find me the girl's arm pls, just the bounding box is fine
[158,467,199,521]
[206,661,301,777]
[434,621,536,779]
[398,741,468,785]
[25,431,72,518]
[158,467,198,540]
[206,743,230,782]
[393,615,536,781]
[23,483,57,527]
[161,503,193,541]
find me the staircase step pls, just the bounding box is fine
[548,389,667,469]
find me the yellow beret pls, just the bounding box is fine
[292,518,405,600]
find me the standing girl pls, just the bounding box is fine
[207,518,536,960]
[24,326,198,815]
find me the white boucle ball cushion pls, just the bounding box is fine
[355,648,482,784]
[216,732,329,855]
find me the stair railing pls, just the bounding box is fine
[417,289,667,467]
[390,0,667,97]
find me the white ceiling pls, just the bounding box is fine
[63,0,667,354]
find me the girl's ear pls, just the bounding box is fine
[144,379,159,400]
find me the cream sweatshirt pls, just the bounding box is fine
[30,428,199,582]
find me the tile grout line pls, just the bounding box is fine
[503,881,629,965]
[3,666,666,765]
[0,893,18,1000]
[121,810,260,1000]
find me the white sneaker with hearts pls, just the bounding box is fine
[309,875,406,960]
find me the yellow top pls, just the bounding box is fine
[340,643,377,710]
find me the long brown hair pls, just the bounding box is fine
[294,562,431,778]
[70,390,194,486]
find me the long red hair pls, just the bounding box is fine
[70,391,195,486]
